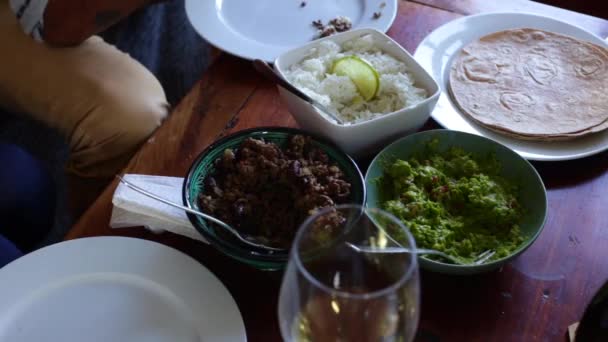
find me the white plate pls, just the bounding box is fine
[185,0,397,62]
[414,12,608,161]
[0,237,246,342]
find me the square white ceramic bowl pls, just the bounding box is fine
[274,28,440,158]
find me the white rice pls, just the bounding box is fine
[285,34,428,124]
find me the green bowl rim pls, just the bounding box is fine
[364,129,548,271]
[182,126,367,268]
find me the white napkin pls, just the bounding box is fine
[110,174,207,243]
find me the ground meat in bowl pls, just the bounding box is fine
[198,135,352,249]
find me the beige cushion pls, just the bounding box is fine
[0,1,169,177]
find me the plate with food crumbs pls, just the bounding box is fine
[414,12,608,161]
[185,0,397,62]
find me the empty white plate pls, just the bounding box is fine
[186,0,398,62]
[0,237,246,342]
[414,12,608,161]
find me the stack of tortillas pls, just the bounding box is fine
[449,28,608,140]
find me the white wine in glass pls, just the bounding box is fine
[278,205,420,342]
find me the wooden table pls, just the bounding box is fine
[67,1,608,341]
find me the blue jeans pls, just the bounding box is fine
[0,235,21,267]
[0,143,55,264]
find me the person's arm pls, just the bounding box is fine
[10,0,153,46]
[43,0,152,46]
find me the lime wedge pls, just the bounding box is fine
[331,56,380,101]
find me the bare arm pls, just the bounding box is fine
[42,0,154,46]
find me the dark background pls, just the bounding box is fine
[538,0,608,19]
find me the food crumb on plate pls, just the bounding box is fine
[329,16,352,32]
[311,16,352,38]
[312,19,324,29]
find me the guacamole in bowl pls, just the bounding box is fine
[365,130,547,275]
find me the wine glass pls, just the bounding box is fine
[278,205,420,342]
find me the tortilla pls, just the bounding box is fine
[449,28,608,140]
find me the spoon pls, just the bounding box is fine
[252,59,344,125]
[116,176,287,253]
[346,242,495,265]
[343,212,495,265]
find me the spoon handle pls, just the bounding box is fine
[252,60,344,124]
[348,244,436,255]
[252,60,315,104]
[116,176,287,253]
[116,176,228,229]
[346,243,460,262]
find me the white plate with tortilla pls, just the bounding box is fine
[415,12,608,161]
[185,0,397,62]
[0,237,247,342]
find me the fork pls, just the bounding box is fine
[346,242,496,265]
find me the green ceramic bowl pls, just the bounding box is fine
[365,129,547,275]
[183,127,366,270]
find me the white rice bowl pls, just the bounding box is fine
[285,34,428,124]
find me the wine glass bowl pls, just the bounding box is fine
[278,205,420,342]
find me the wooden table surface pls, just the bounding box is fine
[67,1,608,341]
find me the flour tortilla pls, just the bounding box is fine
[449,28,608,140]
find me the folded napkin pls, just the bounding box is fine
[568,322,578,341]
[110,174,207,243]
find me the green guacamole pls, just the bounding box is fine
[378,144,524,263]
